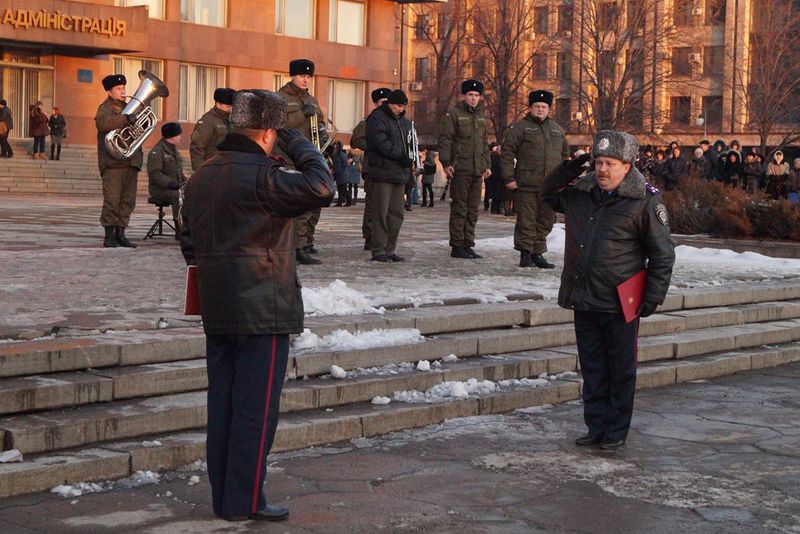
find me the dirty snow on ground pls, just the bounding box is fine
[302,279,384,317]
[292,327,424,352]
[50,470,160,498]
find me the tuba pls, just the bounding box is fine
[104,70,169,160]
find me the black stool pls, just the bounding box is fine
[143,197,176,240]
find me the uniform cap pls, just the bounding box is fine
[289,59,315,77]
[591,130,639,164]
[461,79,484,95]
[230,89,287,130]
[213,88,235,105]
[161,122,182,138]
[102,74,126,91]
[528,90,554,106]
[371,87,392,103]
[387,89,408,105]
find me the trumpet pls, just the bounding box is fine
[309,113,338,154]
[104,70,169,160]
[407,121,422,172]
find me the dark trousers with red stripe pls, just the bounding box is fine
[574,311,639,442]
[205,334,289,517]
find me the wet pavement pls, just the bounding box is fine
[0,362,797,533]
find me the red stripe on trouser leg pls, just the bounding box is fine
[251,335,277,514]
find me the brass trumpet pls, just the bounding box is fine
[310,113,338,154]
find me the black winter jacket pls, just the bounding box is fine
[543,164,675,314]
[180,133,334,335]
[365,103,412,185]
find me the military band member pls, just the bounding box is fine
[274,59,327,266]
[190,87,234,171]
[96,74,141,248]
[501,90,569,268]
[180,89,334,520]
[147,122,186,232]
[366,89,413,262]
[351,87,391,250]
[438,79,491,259]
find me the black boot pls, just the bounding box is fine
[296,248,321,265]
[56,144,61,160]
[466,247,483,259]
[451,246,473,259]
[50,145,55,160]
[532,254,555,269]
[304,244,319,254]
[103,226,120,248]
[115,226,137,248]
[519,250,534,268]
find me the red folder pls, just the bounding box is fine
[184,265,201,315]
[617,269,647,323]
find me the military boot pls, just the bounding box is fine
[451,246,473,259]
[519,250,534,268]
[103,226,120,248]
[296,248,322,265]
[532,254,555,269]
[115,226,137,248]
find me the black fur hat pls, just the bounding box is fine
[461,79,484,95]
[528,90,554,107]
[230,89,287,130]
[371,87,392,103]
[161,122,182,138]
[387,90,408,105]
[102,74,126,91]
[213,88,235,105]
[289,59,315,77]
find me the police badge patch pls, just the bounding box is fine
[598,138,610,150]
[655,203,669,225]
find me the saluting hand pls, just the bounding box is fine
[444,165,455,178]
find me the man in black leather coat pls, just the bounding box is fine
[180,89,334,522]
[543,130,675,451]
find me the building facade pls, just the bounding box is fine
[0,0,402,149]
[405,0,799,148]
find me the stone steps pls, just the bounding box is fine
[3,315,800,456]
[0,341,798,498]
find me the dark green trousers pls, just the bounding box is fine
[295,208,322,248]
[370,181,405,256]
[100,167,139,228]
[513,189,554,255]
[448,173,483,248]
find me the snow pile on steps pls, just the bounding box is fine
[293,327,425,352]
[302,279,384,317]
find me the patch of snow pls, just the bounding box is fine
[302,279,384,317]
[293,328,424,352]
[442,354,459,363]
[142,440,163,448]
[187,475,200,486]
[416,360,431,371]
[118,470,160,488]
[51,482,108,498]
[292,329,319,350]
[497,378,549,388]
[393,378,498,404]
[330,365,347,379]
[371,396,391,405]
[0,449,22,463]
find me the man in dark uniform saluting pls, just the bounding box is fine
[189,87,234,171]
[543,130,675,450]
[95,74,142,248]
[180,89,334,521]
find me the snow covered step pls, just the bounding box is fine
[4,342,800,499]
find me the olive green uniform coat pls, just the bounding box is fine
[501,114,569,254]
[438,100,491,248]
[95,97,143,229]
[189,107,230,171]
[147,138,186,221]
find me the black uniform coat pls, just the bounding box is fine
[365,103,412,185]
[180,133,334,335]
[543,164,675,314]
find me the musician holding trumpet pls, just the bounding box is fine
[96,74,143,248]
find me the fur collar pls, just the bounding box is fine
[217,133,267,155]
[572,166,647,199]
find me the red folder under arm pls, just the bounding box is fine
[617,269,647,323]
[184,265,201,315]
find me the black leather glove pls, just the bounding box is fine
[302,103,317,118]
[637,301,658,318]
[564,153,592,179]
[277,128,306,154]
[124,113,137,125]
[168,180,181,190]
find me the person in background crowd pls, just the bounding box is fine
[0,99,13,158]
[345,151,361,205]
[766,150,790,199]
[651,150,668,188]
[636,145,655,183]
[722,150,742,187]
[754,153,767,190]
[788,158,800,201]
[48,107,66,161]
[729,139,741,155]
[29,101,49,160]
[332,141,350,207]
[190,87,234,171]
[147,122,186,233]
[664,145,688,190]
[741,152,763,194]
[709,140,727,181]
[404,165,418,212]
[488,143,504,214]
[420,149,436,207]
[687,147,711,181]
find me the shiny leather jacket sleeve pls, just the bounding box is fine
[542,160,581,213]
[258,136,335,218]
[642,196,676,305]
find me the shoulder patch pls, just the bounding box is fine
[646,182,661,195]
[655,203,669,225]
[196,120,204,124]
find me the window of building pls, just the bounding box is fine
[532,54,548,79]
[115,0,164,19]
[599,51,616,81]
[275,0,314,39]
[671,47,693,77]
[534,7,549,35]
[437,14,452,40]
[555,98,571,126]
[330,0,365,46]
[670,96,692,124]
[673,0,692,27]
[415,14,432,39]
[327,79,364,133]
[473,56,487,78]
[626,0,644,31]
[273,73,314,94]
[705,0,726,25]
[557,52,572,80]
[702,95,723,128]
[703,46,724,77]
[181,0,225,27]
[598,3,618,31]
[113,57,163,117]
[414,57,430,82]
[179,63,225,122]
[558,4,573,33]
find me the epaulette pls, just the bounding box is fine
[645,182,661,195]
